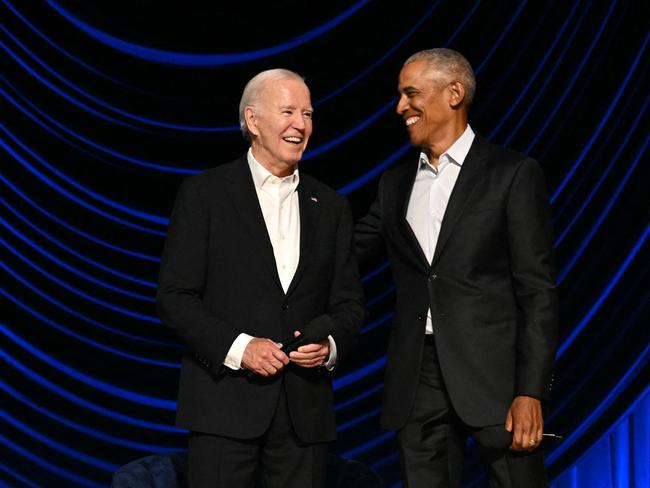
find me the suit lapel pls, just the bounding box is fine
[431,137,487,266]
[225,157,283,289]
[286,179,319,295]
[397,159,432,270]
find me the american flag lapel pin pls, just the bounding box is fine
[310,196,318,203]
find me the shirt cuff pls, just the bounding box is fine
[223,333,254,370]
[324,335,337,371]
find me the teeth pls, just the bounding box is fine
[284,137,302,143]
[405,116,419,126]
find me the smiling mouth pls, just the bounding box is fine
[405,116,420,127]
[283,136,303,144]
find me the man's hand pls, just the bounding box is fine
[288,330,329,368]
[241,338,289,377]
[505,395,544,451]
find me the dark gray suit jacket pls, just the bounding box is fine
[355,136,559,429]
[157,155,364,442]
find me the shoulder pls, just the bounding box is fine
[379,147,421,184]
[475,136,539,172]
[178,156,245,197]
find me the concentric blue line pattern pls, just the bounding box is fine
[1,1,647,486]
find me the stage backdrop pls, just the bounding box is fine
[1,1,648,486]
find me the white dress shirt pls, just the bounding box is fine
[224,149,337,369]
[406,125,475,334]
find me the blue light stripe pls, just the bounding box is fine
[337,407,382,433]
[341,431,394,459]
[551,30,648,203]
[0,434,104,488]
[0,463,40,488]
[0,380,179,452]
[1,197,156,287]
[0,324,176,409]
[360,312,394,334]
[1,409,119,471]
[0,345,183,431]
[317,0,448,104]
[546,351,650,465]
[366,286,395,307]
[489,0,580,140]
[338,143,411,195]
[0,174,160,262]
[0,82,199,174]
[2,0,148,91]
[303,99,395,160]
[557,136,647,284]
[0,262,174,346]
[334,356,387,390]
[0,37,138,131]
[555,96,648,246]
[547,289,649,423]
[1,136,166,234]
[475,0,528,73]
[1,124,167,224]
[1,25,238,132]
[361,261,391,283]
[526,0,616,153]
[1,216,155,301]
[44,0,370,66]
[0,239,161,323]
[335,383,383,411]
[371,451,399,470]
[557,221,649,358]
[1,288,179,366]
[499,0,584,144]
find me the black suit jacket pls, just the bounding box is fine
[157,155,364,443]
[355,136,559,429]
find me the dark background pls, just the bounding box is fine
[1,0,648,486]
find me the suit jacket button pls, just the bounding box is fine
[281,303,289,310]
[417,313,424,321]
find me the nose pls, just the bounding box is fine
[292,112,306,130]
[396,94,408,115]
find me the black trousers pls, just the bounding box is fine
[188,385,328,488]
[397,336,548,488]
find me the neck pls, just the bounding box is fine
[424,121,467,168]
[251,148,297,177]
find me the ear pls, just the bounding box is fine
[448,81,466,108]
[245,106,260,137]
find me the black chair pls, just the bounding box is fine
[111,451,384,488]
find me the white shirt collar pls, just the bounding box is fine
[419,124,476,169]
[247,148,300,189]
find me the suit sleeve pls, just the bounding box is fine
[305,200,365,363]
[507,158,559,400]
[354,174,387,268]
[156,178,238,375]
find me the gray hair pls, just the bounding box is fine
[238,68,306,140]
[404,48,476,106]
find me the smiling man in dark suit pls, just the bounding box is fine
[157,69,364,487]
[355,49,559,487]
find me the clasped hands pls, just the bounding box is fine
[241,330,329,377]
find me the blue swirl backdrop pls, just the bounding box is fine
[1,1,648,486]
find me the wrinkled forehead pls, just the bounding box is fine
[398,61,447,89]
[260,78,312,107]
